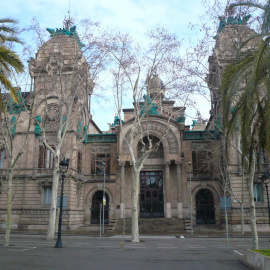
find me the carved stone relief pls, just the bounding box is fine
[191,142,210,151]
[122,121,179,154]
[91,144,111,153]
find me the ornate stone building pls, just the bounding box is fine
[0,19,269,232]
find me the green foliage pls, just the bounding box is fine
[221,2,270,166]
[251,249,270,257]
[0,18,24,112]
[221,41,270,165]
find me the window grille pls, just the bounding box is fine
[192,143,213,175]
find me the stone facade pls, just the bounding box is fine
[0,22,269,232]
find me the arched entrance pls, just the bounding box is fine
[91,191,109,224]
[140,171,164,218]
[196,189,215,224]
[138,135,164,218]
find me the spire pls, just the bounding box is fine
[46,1,85,49]
[63,1,74,30]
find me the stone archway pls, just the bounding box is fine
[84,186,114,225]
[195,189,215,224]
[122,120,179,155]
[91,191,109,224]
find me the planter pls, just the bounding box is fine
[243,249,270,270]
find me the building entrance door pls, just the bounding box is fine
[196,189,215,224]
[91,191,109,224]
[140,171,164,218]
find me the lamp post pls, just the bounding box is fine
[262,172,270,224]
[55,158,69,248]
[102,161,106,234]
[189,161,193,235]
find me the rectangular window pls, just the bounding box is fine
[91,154,110,175]
[254,184,262,202]
[0,150,5,169]
[38,146,54,169]
[43,186,52,205]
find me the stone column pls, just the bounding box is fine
[165,162,171,218]
[176,162,183,218]
[120,162,125,218]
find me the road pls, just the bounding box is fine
[0,234,269,270]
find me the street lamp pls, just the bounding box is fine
[189,161,193,235]
[262,172,270,224]
[102,161,106,234]
[55,158,69,248]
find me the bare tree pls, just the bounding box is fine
[19,16,115,240]
[0,89,35,246]
[105,26,201,242]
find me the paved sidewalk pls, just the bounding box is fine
[0,234,260,270]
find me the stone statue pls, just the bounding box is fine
[214,14,251,39]
[46,25,85,48]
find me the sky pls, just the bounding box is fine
[2,0,217,131]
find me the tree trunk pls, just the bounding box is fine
[131,169,140,242]
[241,171,245,235]
[46,157,60,240]
[248,155,258,249]
[4,169,13,247]
[224,194,229,250]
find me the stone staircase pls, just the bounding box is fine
[113,218,186,234]
[184,219,191,233]
[106,218,118,232]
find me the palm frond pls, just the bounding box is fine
[0,26,16,34]
[0,18,18,24]
[0,74,20,103]
[0,35,23,45]
[0,93,6,113]
[0,46,24,72]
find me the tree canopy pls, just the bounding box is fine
[0,18,24,111]
[221,1,270,165]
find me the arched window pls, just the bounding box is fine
[137,135,164,159]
